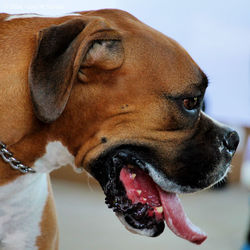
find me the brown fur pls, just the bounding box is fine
[0,9,238,249]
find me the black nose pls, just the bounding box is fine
[223,130,240,153]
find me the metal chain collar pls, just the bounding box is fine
[0,141,36,174]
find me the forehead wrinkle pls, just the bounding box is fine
[186,73,209,96]
[186,73,209,91]
[163,72,209,99]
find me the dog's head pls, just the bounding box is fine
[28,9,239,243]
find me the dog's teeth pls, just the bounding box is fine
[136,190,142,195]
[142,198,147,202]
[155,206,163,214]
[131,173,136,179]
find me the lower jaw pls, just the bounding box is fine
[116,213,165,237]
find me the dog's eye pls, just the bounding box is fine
[183,97,200,110]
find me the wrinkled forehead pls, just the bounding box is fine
[121,29,206,94]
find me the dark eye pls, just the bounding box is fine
[183,97,200,110]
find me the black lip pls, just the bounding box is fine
[90,145,165,237]
[89,144,160,190]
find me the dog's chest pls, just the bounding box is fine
[0,174,48,250]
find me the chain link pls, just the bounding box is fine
[0,141,36,174]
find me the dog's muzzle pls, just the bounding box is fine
[90,146,208,244]
[88,116,239,244]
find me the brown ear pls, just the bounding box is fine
[29,19,86,123]
[29,18,124,123]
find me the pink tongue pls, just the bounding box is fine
[120,166,207,244]
[157,187,207,244]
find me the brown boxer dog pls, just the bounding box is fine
[0,9,239,249]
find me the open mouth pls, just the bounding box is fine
[90,146,207,244]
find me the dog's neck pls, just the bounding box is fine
[0,133,74,249]
[0,125,79,184]
[0,130,78,248]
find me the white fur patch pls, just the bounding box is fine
[4,13,81,21]
[33,141,83,174]
[0,174,48,250]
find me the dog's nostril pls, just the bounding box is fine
[223,130,240,152]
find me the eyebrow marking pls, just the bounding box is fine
[185,74,209,90]
[162,73,209,100]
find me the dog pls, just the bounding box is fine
[0,9,239,249]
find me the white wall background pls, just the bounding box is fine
[1,0,250,126]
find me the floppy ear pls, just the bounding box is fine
[29,19,86,123]
[29,18,124,123]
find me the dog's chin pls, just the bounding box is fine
[89,145,227,243]
[116,213,162,237]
